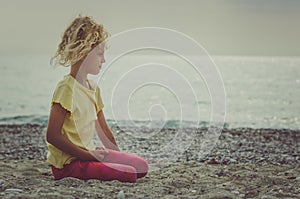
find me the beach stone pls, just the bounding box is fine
[4,188,23,194]
[0,179,4,186]
[117,190,125,199]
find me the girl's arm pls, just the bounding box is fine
[96,110,120,151]
[46,103,104,161]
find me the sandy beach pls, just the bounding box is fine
[0,124,299,198]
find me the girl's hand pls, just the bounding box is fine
[81,147,109,161]
[90,148,109,161]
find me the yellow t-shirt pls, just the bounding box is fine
[46,74,104,169]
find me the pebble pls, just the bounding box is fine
[117,190,125,199]
[4,188,23,194]
[0,179,4,186]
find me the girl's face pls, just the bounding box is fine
[80,44,105,75]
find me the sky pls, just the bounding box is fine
[0,0,299,56]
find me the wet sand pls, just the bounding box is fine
[0,124,299,198]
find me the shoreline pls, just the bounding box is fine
[0,124,299,198]
[1,116,300,131]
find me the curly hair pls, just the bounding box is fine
[50,15,110,67]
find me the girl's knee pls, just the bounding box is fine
[135,157,149,174]
[137,158,148,178]
[124,165,137,174]
[120,165,137,183]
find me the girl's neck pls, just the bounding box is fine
[70,61,89,88]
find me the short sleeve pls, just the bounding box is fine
[51,84,73,113]
[95,86,104,113]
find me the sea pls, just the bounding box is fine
[0,54,299,130]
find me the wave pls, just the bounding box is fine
[0,115,214,128]
[0,115,299,130]
[0,115,49,125]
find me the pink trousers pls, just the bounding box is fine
[51,149,149,183]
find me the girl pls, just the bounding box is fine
[46,15,148,183]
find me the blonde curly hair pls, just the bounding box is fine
[50,15,110,67]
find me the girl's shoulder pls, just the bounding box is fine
[56,75,75,88]
[51,75,75,113]
[53,75,75,95]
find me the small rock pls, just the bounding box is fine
[4,188,23,194]
[117,190,124,199]
[0,179,4,186]
[206,158,219,164]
